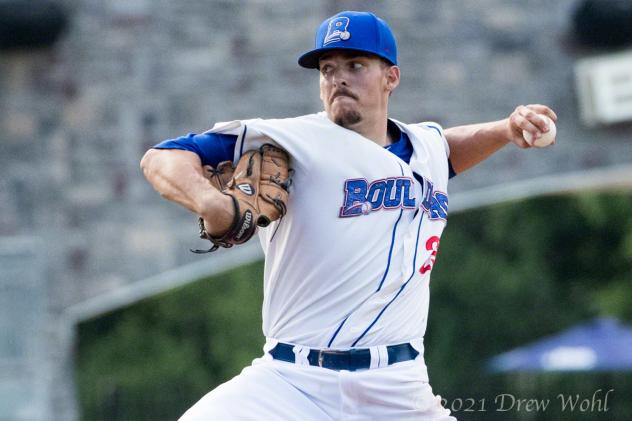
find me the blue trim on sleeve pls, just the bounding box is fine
[238,125,247,159]
[448,158,457,179]
[425,124,442,139]
[152,133,237,167]
[422,123,456,179]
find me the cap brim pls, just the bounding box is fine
[298,46,394,69]
[298,47,339,69]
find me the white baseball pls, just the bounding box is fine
[522,115,556,148]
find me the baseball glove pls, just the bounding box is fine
[191,144,291,253]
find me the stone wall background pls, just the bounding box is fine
[0,0,630,419]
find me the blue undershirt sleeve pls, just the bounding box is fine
[152,133,238,167]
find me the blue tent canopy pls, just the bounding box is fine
[488,317,632,372]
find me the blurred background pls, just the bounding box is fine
[1,0,631,420]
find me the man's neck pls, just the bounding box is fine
[329,113,394,146]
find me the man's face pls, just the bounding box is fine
[318,52,399,129]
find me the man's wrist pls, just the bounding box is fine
[503,118,515,143]
[486,119,512,144]
[197,190,235,236]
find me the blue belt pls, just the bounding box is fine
[269,342,419,371]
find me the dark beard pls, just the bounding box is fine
[334,109,362,128]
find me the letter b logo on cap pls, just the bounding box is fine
[324,17,351,45]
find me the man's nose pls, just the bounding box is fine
[331,68,349,86]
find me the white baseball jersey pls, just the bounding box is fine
[206,112,449,349]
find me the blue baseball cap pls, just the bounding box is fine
[298,11,398,69]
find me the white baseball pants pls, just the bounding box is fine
[179,346,455,420]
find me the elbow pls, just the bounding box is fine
[140,148,154,171]
[140,148,161,178]
[140,149,170,198]
[140,148,165,187]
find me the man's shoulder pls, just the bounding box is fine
[390,118,450,160]
[390,118,445,136]
[256,112,324,125]
[205,113,322,135]
[243,113,330,133]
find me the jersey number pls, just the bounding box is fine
[419,236,441,275]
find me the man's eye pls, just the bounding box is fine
[351,62,363,70]
[321,66,331,75]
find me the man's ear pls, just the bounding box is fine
[385,65,400,93]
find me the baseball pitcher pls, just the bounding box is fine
[141,10,557,420]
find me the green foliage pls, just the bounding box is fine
[77,192,632,420]
[426,192,632,419]
[77,261,265,421]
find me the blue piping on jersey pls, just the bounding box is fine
[376,209,402,292]
[327,209,403,347]
[350,211,425,347]
[423,124,442,139]
[412,172,424,187]
[327,163,406,347]
[327,207,403,347]
[448,159,457,179]
[327,314,350,347]
[269,219,282,242]
[375,162,405,292]
[238,125,248,159]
